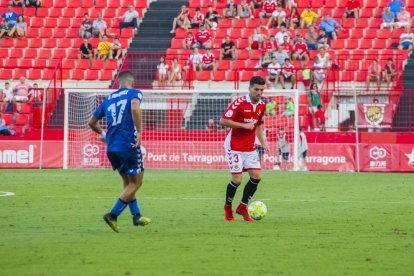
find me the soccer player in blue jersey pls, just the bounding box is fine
[88,71,151,232]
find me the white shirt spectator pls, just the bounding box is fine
[267,62,281,75]
[189,53,203,65]
[3,87,14,101]
[123,10,138,23]
[157,63,169,75]
[272,10,286,17]
[93,19,107,30]
[400,32,414,43]
[275,31,290,45]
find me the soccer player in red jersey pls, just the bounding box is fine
[219,76,269,222]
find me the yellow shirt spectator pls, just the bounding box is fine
[301,10,319,25]
[98,41,111,55]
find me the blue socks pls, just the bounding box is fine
[111,198,128,216]
[128,198,141,217]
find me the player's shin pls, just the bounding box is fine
[241,178,261,204]
[225,181,240,205]
[128,198,141,217]
[110,198,128,216]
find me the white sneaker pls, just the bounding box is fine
[273,165,281,171]
[170,30,175,34]
[235,16,240,19]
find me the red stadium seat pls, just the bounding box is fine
[247,19,260,29]
[58,38,72,48]
[350,29,363,39]
[39,28,53,38]
[215,29,228,39]
[233,60,245,70]
[370,18,382,28]
[360,40,372,49]
[67,28,79,38]
[39,49,52,59]
[0,38,13,47]
[352,50,365,60]
[68,49,79,59]
[356,19,368,28]
[4,59,18,69]
[238,50,249,60]
[30,18,44,28]
[63,7,76,17]
[29,69,42,80]
[373,40,387,49]
[105,60,118,70]
[0,69,13,80]
[241,71,254,81]
[43,69,56,80]
[246,60,257,69]
[361,9,373,18]
[85,70,100,80]
[19,59,33,68]
[68,0,81,8]
[366,50,379,60]
[100,70,113,81]
[19,103,33,114]
[91,60,105,70]
[379,29,391,39]
[366,0,378,8]
[44,18,58,28]
[342,19,354,28]
[219,19,232,29]
[15,69,27,79]
[346,39,359,49]
[15,114,29,126]
[171,39,182,49]
[49,7,62,17]
[77,59,91,70]
[233,19,246,28]
[27,28,39,38]
[213,71,226,81]
[82,0,94,8]
[251,50,261,60]
[29,38,43,48]
[10,49,23,59]
[218,60,230,71]
[44,39,57,48]
[36,7,49,17]
[95,0,107,8]
[197,71,211,81]
[53,49,67,59]
[332,39,345,49]
[15,38,28,48]
[2,114,13,124]
[72,70,85,80]
[365,29,377,39]
[33,59,47,68]
[55,27,67,38]
[24,49,38,59]
[62,59,75,69]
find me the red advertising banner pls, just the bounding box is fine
[398,144,414,172]
[306,144,356,172]
[357,103,393,128]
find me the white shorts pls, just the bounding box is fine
[14,96,28,102]
[381,22,393,28]
[226,149,261,174]
[3,96,14,102]
[394,22,410,28]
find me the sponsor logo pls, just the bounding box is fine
[405,148,414,165]
[234,164,240,170]
[83,144,100,166]
[369,146,386,160]
[306,155,346,165]
[363,104,384,127]
[83,144,100,157]
[0,145,34,164]
[244,118,258,123]
[225,110,233,117]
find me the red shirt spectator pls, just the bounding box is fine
[262,0,276,14]
[281,41,293,54]
[315,109,326,123]
[202,51,216,65]
[293,42,308,55]
[261,38,277,53]
[195,28,211,44]
[345,0,361,10]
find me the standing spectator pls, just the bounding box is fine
[157,56,168,87]
[266,97,277,116]
[187,47,203,72]
[8,15,27,37]
[169,57,182,86]
[365,59,381,89]
[13,76,31,103]
[206,118,217,130]
[119,4,139,35]
[312,56,326,84]
[388,0,405,17]
[273,45,289,65]
[201,48,216,72]
[2,82,14,104]
[259,0,277,24]
[79,13,93,38]
[238,0,254,19]
[12,0,25,15]
[205,5,220,30]
[92,13,107,38]
[316,46,331,68]
[314,105,326,131]
[280,35,293,56]
[28,83,42,103]
[220,35,236,60]
[289,7,300,30]
[342,0,362,21]
[78,38,93,65]
[190,8,205,29]
[109,36,123,59]
[298,127,308,170]
[194,24,212,49]
[25,0,41,15]
[266,5,286,29]
[275,25,290,45]
[0,20,11,38]
[384,58,397,84]
[2,3,18,27]
[308,82,321,129]
[97,35,111,60]
[248,27,267,50]
[398,27,413,51]
[319,14,341,41]
[317,28,329,49]
[292,37,309,61]
[279,58,296,89]
[183,31,195,49]
[223,0,239,18]
[305,25,318,50]
[393,6,411,29]
[170,5,190,33]
[300,6,318,28]
[282,97,294,117]
[380,6,395,30]
[266,57,281,88]
[276,127,290,170]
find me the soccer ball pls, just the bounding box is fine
[248,201,267,220]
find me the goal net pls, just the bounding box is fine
[64,89,300,170]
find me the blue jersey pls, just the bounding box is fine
[93,88,143,152]
[2,11,18,26]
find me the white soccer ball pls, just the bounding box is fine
[248,201,267,220]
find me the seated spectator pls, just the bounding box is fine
[92,13,107,38]
[292,37,309,61]
[305,25,318,50]
[206,118,217,130]
[300,6,318,28]
[290,31,301,46]
[170,5,190,33]
[398,27,413,51]
[381,7,395,30]
[248,27,267,50]
[308,83,321,128]
[317,28,329,49]
[25,0,41,15]
[279,58,296,89]
[252,0,265,9]
[266,97,277,116]
[201,48,216,71]
[156,56,168,87]
[169,57,182,86]
[272,45,289,66]
[12,0,25,14]
[0,20,11,38]
[184,31,195,49]
[365,59,381,89]
[78,38,93,63]
[8,15,26,37]
[28,83,42,103]
[266,5,286,29]
[224,0,239,18]
[239,0,254,19]
[2,3,18,27]
[314,105,326,131]
[388,0,405,17]
[289,7,300,29]
[260,0,277,24]
[259,51,272,68]
[312,56,326,83]
[342,0,362,21]
[220,35,236,60]
[280,36,293,56]
[261,36,277,53]
[187,47,203,72]
[79,13,93,38]
[194,24,212,49]
[2,82,14,104]
[205,5,220,30]
[319,14,341,41]
[97,35,111,60]
[190,7,205,29]
[109,36,124,59]
[0,114,15,136]
[282,97,294,117]
[384,58,397,85]
[266,57,281,88]
[275,25,290,45]
[393,6,411,29]
[120,4,139,35]
[13,76,31,102]
[316,46,331,68]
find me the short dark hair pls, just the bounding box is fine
[317,104,322,109]
[118,71,135,88]
[249,76,265,86]
[5,82,9,85]
[285,58,290,62]
[196,7,200,11]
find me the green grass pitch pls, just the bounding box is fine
[0,170,413,275]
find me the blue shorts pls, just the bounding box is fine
[107,148,144,175]
[401,41,412,49]
[326,31,337,40]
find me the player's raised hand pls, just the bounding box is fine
[243,123,255,130]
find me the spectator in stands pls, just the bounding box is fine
[169,57,182,86]
[205,5,220,30]
[388,0,405,17]
[262,36,277,53]
[239,0,254,19]
[109,36,123,59]
[78,38,93,65]
[305,25,318,50]
[248,27,266,50]
[120,4,139,35]
[187,47,203,72]
[170,5,190,33]
[280,36,293,56]
[319,14,341,41]
[290,31,301,46]
[317,28,329,49]
[0,20,11,38]
[384,58,397,85]
[393,6,411,30]
[282,97,294,117]
[220,35,236,60]
[79,13,93,38]
[25,0,41,16]
[223,0,239,18]
[275,25,290,45]
[314,105,326,131]
[2,82,14,104]
[300,6,318,29]
[398,27,413,51]
[92,13,107,38]
[279,58,296,89]
[8,15,26,37]
[13,76,31,103]
[97,35,111,60]
[266,97,277,116]
[381,6,395,30]
[12,0,25,15]
[201,48,216,72]
[157,56,168,88]
[289,7,300,30]
[194,24,212,49]
[342,0,362,22]
[365,59,382,89]
[191,8,205,29]
[316,46,331,68]
[292,37,309,62]
[259,0,277,24]
[2,3,18,27]
[206,118,217,130]
[312,56,326,84]
[259,51,273,68]
[273,45,289,65]
[184,31,195,49]
[266,57,281,88]
[28,83,41,103]
[308,82,321,129]
[0,113,13,136]
[265,5,286,29]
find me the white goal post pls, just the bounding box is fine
[63,89,300,170]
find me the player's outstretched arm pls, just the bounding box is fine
[219,118,254,130]
[88,116,106,143]
[131,98,142,148]
[256,124,270,154]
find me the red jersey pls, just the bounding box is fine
[179,8,189,18]
[202,53,215,65]
[192,12,205,23]
[281,63,295,76]
[346,0,361,10]
[185,36,195,46]
[261,40,277,53]
[315,110,326,123]
[281,42,293,54]
[293,43,308,54]
[195,30,211,43]
[222,95,266,152]
[262,0,276,14]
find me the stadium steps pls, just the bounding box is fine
[48,93,65,128]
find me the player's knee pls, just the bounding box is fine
[250,177,261,184]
